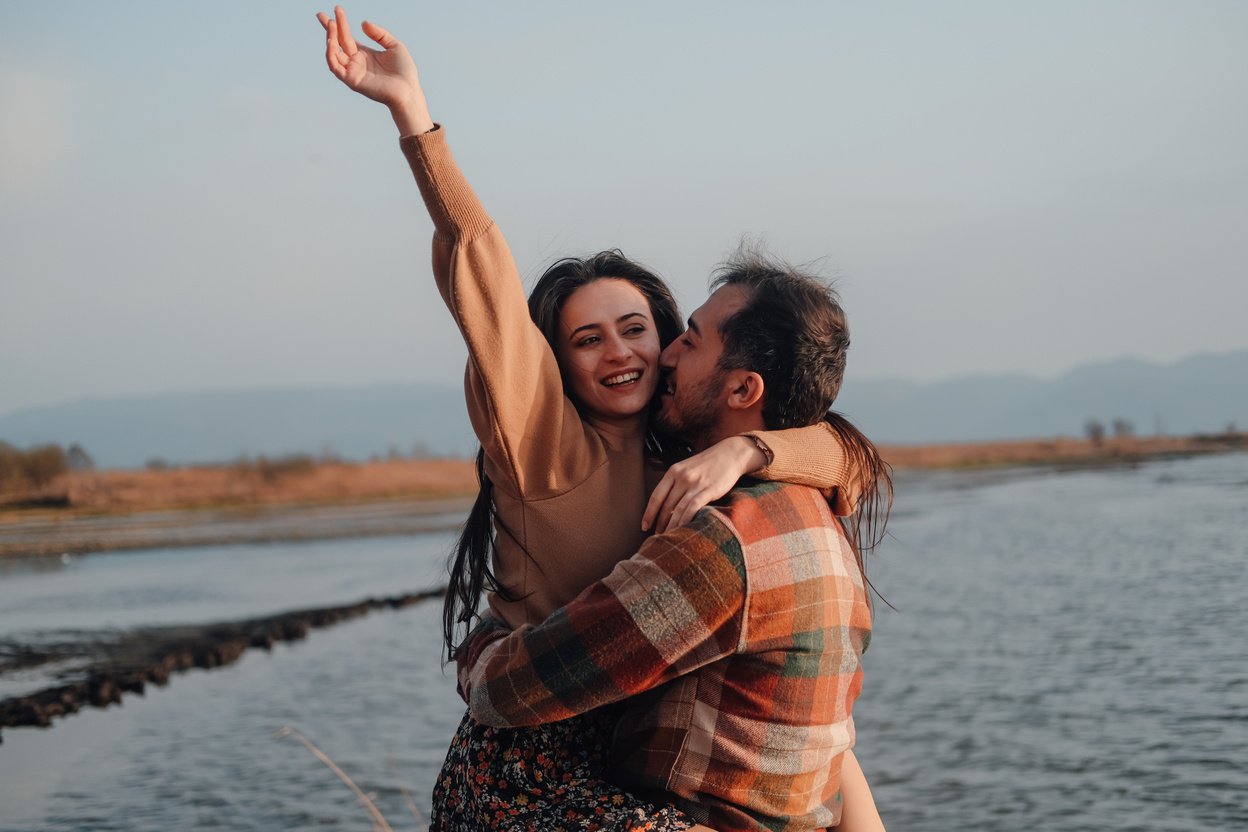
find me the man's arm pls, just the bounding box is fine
[463,511,748,728]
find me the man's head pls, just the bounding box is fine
[656,249,850,449]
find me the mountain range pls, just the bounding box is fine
[833,350,1247,445]
[2,351,1244,469]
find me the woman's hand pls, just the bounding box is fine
[642,436,768,534]
[316,6,434,135]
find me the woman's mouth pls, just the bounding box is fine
[602,370,642,388]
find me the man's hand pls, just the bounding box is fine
[453,616,511,703]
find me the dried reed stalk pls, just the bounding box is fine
[276,725,398,832]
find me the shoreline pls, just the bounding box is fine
[0,496,475,559]
[1,435,1244,560]
[879,432,1247,469]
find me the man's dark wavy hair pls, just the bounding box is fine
[712,249,850,429]
[712,246,893,576]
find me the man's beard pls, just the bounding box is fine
[656,368,726,449]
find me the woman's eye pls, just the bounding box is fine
[624,325,646,336]
[576,335,601,348]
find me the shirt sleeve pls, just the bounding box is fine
[747,421,862,516]
[466,510,748,727]
[399,126,602,499]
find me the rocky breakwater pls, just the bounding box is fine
[0,587,444,743]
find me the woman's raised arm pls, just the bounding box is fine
[316,5,433,136]
[316,7,598,499]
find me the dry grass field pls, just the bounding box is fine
[2,432,1243,520]
[878,433,1246,469]
[0,457,480,516]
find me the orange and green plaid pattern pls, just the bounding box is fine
[464,480,871,832]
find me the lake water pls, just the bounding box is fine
[1,453,1245,831]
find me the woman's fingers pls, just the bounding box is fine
[647,471,687,532]
[660,498,682,534]
[657,500,677,533]
[648,461,723,533]
[323,19,347,79]
[333,5,359,56]
[361,20,398,50]
[645,467,697,532]
[676,496,702,531]
[642,477,674,531]
[663,492,700,534]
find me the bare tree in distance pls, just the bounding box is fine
[1085,419,1107,447]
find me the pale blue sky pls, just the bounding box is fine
[2,1,1245,416]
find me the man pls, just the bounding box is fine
[459,252,879,832]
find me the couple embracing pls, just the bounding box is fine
[318,8,891,831]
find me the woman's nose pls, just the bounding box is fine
[604,336,631,361]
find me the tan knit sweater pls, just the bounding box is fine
[401,126,853,630]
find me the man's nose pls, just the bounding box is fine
[659,340,679,369]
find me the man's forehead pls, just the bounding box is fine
[690,284,751,333]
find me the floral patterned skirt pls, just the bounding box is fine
[429,705,694,832]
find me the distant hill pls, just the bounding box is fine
[0,384,476,469]
[834,350,1248,443]
[2,351,1245,468]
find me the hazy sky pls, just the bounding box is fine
[2,1,1245,416]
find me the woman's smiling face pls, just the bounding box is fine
[554,278,663,427]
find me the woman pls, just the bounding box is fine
[316,9,885,831]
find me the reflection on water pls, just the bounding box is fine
[1,453,1245,831]
[0,534,451,636]
[0,554,74,579]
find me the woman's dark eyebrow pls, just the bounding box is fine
[568,312,649,340]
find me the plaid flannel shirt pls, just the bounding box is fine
[465,480,871,832]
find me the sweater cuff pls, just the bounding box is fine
[399,125,495,242]
[746,423,861,516]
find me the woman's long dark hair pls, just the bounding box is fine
[442,251,683,662]
[823,411,893,608]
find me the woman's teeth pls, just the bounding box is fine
[603,371,641,387]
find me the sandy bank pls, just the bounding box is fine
[0,497,474,559]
